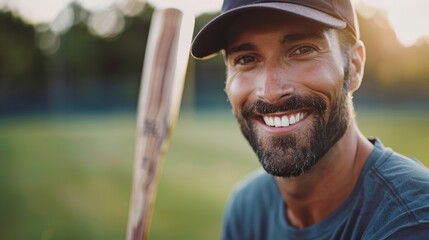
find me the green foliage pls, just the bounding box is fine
[0,13,45,101]
[0,6,154,112]
[0,109,428,239]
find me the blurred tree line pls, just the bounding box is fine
[1,5,429,116]
[0,4,153,115]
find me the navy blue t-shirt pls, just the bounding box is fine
[222,140,429,239]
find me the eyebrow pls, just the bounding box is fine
[226,31,326,57]
[226,43,258,56]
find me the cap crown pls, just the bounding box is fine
[222,0,357,37]
[191,0,359,59]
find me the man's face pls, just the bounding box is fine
[224,11,353,178]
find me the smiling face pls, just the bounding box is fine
[225,10,355,177]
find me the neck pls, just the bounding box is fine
[275,122,373,229]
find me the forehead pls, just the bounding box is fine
[226,10,334,47]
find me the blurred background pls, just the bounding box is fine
[1,0,429,239]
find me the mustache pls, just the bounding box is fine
[241,95,327,118]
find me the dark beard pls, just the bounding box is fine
[235,67,351,178]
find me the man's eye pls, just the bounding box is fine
[234,56,257,65]
[290,46,317,57]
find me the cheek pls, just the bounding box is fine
[226,71,255,112]
[293,60,345,99]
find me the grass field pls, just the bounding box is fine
[0,108,428,240]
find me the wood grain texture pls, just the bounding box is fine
[126,8,194,240]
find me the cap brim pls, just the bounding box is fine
[191,2,347,59]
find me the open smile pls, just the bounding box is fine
[261,112,307,128]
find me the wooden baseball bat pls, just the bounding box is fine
[126,8,194,240]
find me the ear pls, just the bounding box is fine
[348,40,366,93]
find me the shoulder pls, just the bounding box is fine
[362,141,429,239]
[225,168,279,215]
[371,147,429,209]
[222,169,280,240]
[365,140,429,204]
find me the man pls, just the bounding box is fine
[191,0,429,239]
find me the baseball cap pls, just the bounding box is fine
[191,0,359,59]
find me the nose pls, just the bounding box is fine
[256,62,294,104]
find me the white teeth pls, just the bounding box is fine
[262,112,306,128]
[263,116,270,126]
[281,116,289,127]
[274,117,282,127]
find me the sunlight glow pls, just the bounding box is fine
[0,0,144,39]
[357,0,429,47]
[76,0,116,12]
[2,0,429,47]
[146,0,222,16]
[88,9,125,38]
[116,0,145,17]
[50,7,74,34]
[5,0,72,25]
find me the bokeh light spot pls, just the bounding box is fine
[88,8,125,38]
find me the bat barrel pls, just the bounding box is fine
[126,8,194,240]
